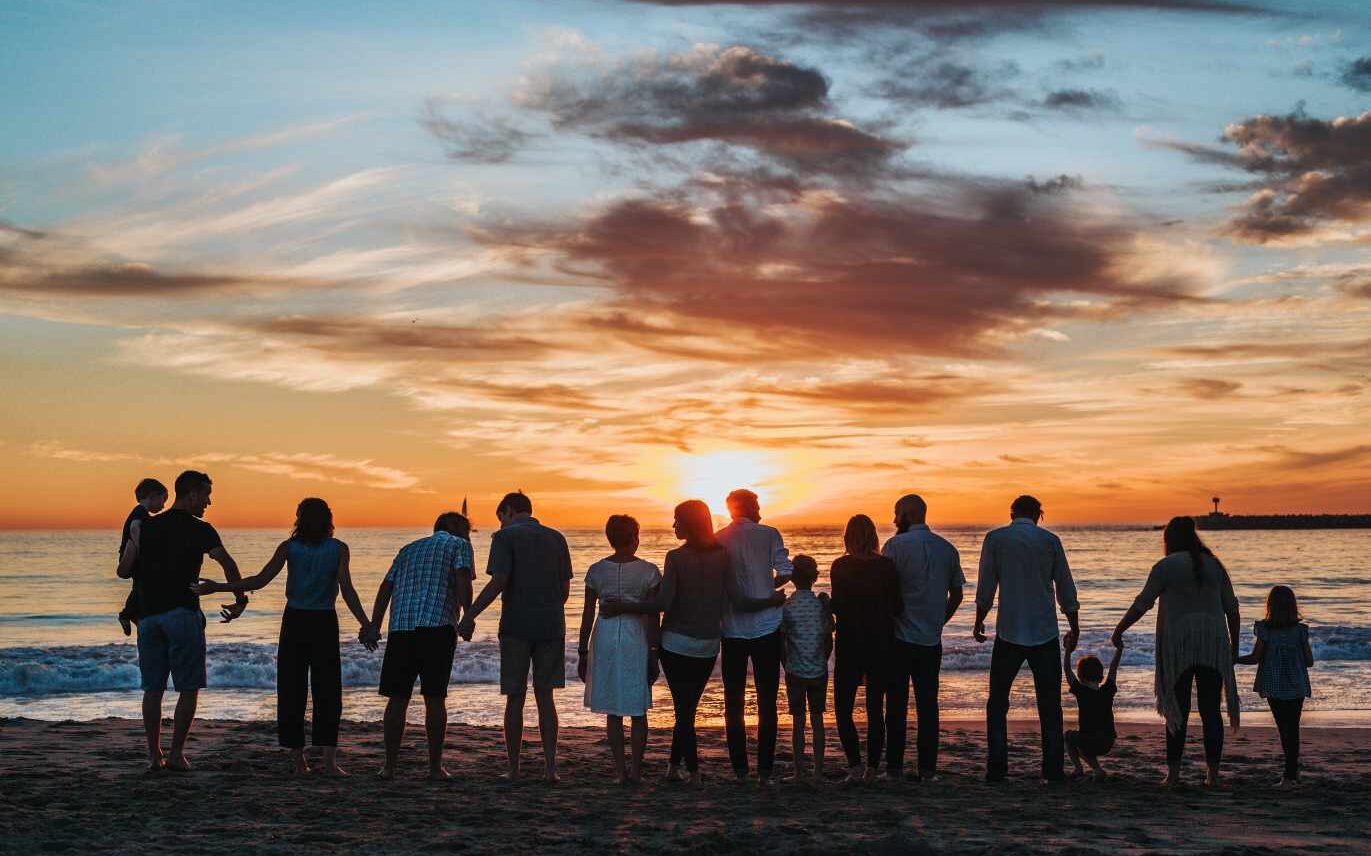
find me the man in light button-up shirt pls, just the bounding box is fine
[716,489,793,783]
[974,494,1080,783]
[882,494,964,780]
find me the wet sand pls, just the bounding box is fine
[1,717,1368,854]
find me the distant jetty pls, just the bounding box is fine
[1160,498,1371,530]
[1191,512,1371,531]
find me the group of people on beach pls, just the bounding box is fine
[116,471,1315,787]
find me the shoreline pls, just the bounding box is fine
[2,718,1368,854]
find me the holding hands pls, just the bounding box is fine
[358,622,380,651]
[456,615,476,642]
[188,579,247,623]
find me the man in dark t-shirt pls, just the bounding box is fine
[117,470,248,772]
[117,478,169,636]
[458,492,572,782]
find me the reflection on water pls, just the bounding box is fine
[1,525,1368,724]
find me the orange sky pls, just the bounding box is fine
[3,4,1371,529]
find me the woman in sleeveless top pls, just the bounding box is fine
[1112,516,1241,787]
[193,498,370,775]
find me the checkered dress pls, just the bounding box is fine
[385,531,473,632]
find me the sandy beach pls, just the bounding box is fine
[2,717,1367,855]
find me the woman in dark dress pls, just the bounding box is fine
[829,514,902,783]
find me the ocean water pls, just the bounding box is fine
[1,525,1368,728]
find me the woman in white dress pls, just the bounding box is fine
[577,514,661,783]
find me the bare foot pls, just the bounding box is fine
[845,765,866,785]
[498,768,520,782]
[1160,772,1181,787]
[1203,767,1220,787]
[167,755,192,773]
[378,766,396,781]
[428,767,452,782]
[319,764,349,778]
[291,753,311,775]
[543,770,561,785]
[664,764,686,783]
[144,756,166,774]
[690,771,704,787]
[863,767,878,784]
[757,775,777,788]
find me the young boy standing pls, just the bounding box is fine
[1063,636,1122,780]
[781,555,832,784]
[118,478,168,636]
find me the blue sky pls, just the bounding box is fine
[1,0,1369,526]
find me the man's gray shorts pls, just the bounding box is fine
[137,607,207,692]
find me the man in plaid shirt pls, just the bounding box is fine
[365,512,474,780]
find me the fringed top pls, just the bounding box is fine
[1131,552,1241,732]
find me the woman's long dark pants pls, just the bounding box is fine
[277,607,342,749]
[1165,666,1224,767]
[660,648,716,773]
[834,654,886,769]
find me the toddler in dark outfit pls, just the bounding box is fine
[117,477,168,636]
[1063,635,1122,781]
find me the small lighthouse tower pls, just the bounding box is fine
[1211,496,1222,516]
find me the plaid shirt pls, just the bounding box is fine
[385,531,474,632]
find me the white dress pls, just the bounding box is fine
[584,558,661,717]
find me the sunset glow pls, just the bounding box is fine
[2,2,1370,530]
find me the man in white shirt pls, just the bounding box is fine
[973,495,1080,783]
[716,489,792,784]
[881,494,964,781]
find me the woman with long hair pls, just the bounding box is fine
[193,498,371,775]
[1112,516,1241,786]
[829,514,901,783]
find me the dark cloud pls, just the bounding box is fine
[1054,52,1106,72]
[242,315,552,359]
[0,224,265,297]
[420,100,535,164]
[747,375,998,410]
[512,44,902,176]
[1161,108,1371,242]
[1040,87,1121,112]
[475,174,1207,358]
[871,58,1020,109]
[1340,56,1371,93]
[626,0,1263,42]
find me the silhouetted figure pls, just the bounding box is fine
[364,511,474,781]
[1063,635,1122,780]
[577,515,660,783]
[193,497,371,776]
[1112,516,1240,787]
[830,514,899,783]
[117,470,248,772]
[882,494,963,781]
[600,499,730,785]
[117,478,168,636]
[716,488,792,785]
[459,492,573,782]
[974,494,1079,783]
[1236,585,1313,785]
[780,555,831,783]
